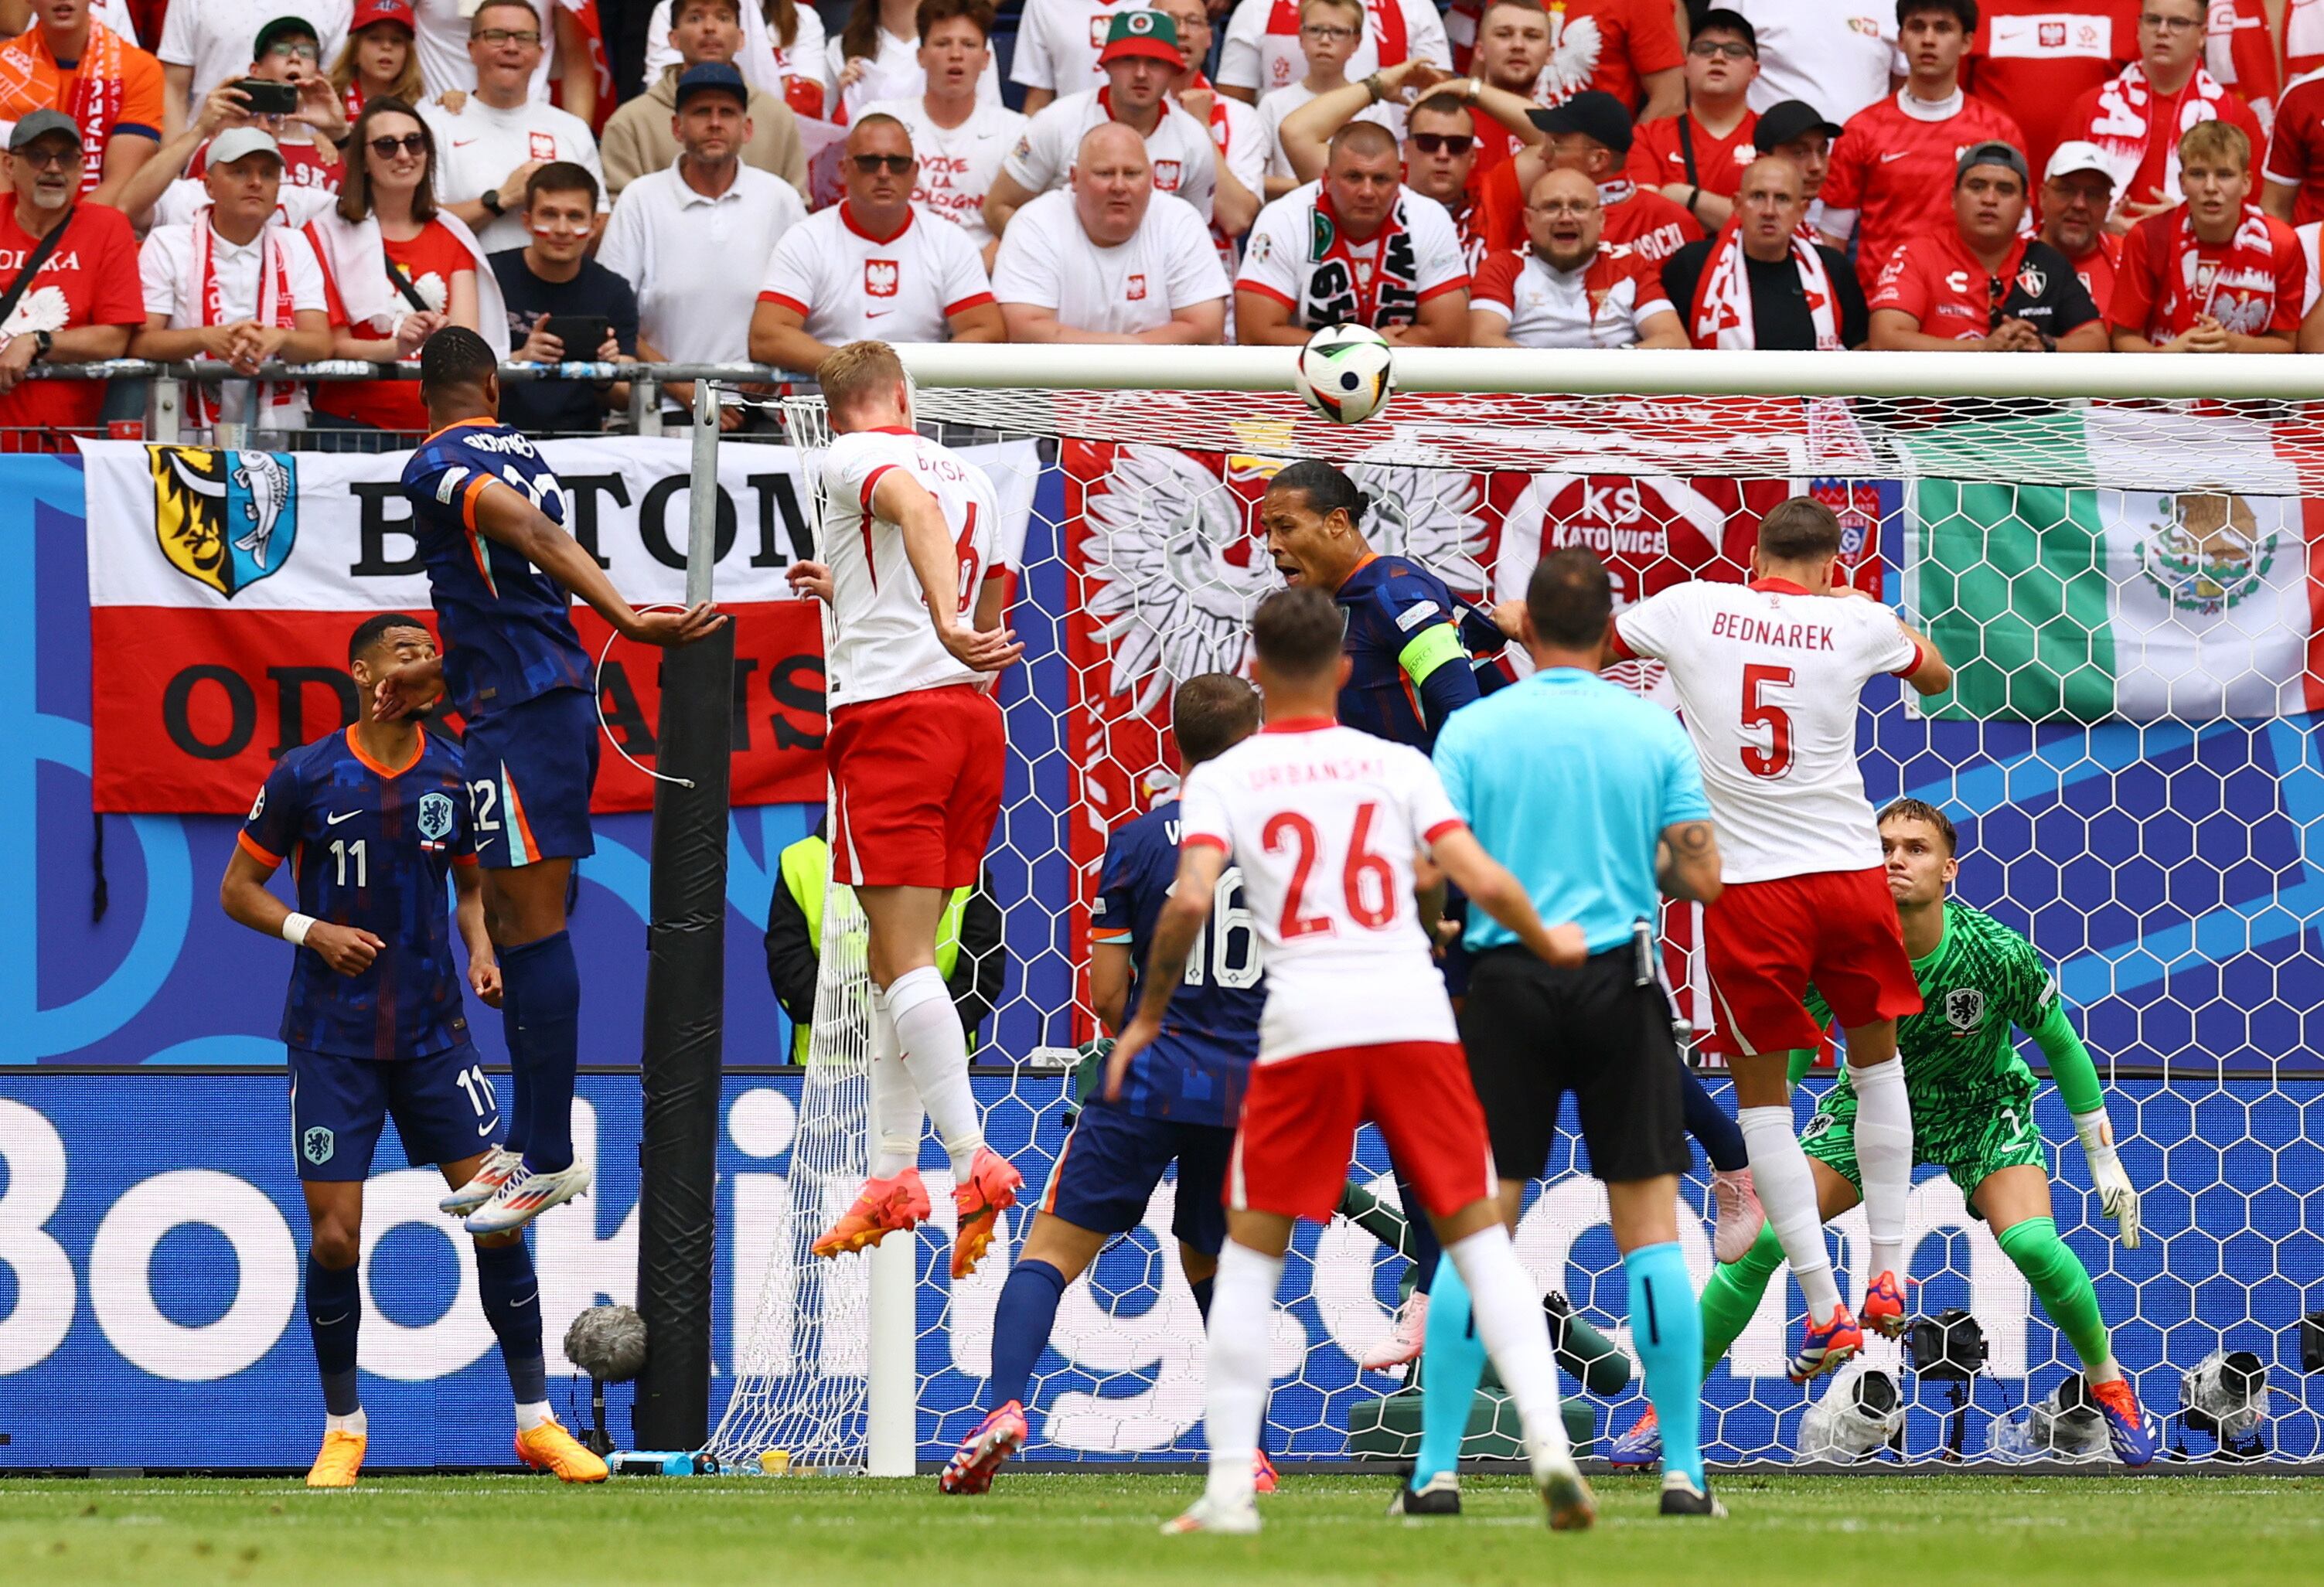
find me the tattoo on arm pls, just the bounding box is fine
[1659,821,1718,901]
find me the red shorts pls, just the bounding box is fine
[1229,1041,1497,1223]
[826,683,1004,889]
[1702,867,1924,1055]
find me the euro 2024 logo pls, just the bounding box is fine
[2135,490,2277,617]
[148,446,298,599]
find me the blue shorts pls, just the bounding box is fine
[1039,1099,1235,1257]
[288,1040,500,1181]
[463,688,599,869]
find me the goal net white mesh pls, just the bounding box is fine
[713,368,2323,1471]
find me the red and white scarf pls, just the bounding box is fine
[1310,187,1423,326]
[2085,62,2241,205]
[0,22,129,196]
[1688,215,1842,349]
[182,210,299,427]
[2142,201,2285,338]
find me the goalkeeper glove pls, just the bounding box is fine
[2074,1109,2140,1248]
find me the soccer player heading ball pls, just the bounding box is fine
[1109,584,1594,1537]
[383,327,724,1238]
[790,339,1027,1281]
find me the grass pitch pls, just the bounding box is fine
[4,1472,2319,1586]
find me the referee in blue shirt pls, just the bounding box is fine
[1400,548,1730,1521]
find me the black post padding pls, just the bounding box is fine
[632,622,735,1450]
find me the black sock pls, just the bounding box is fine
[305,1252,362,1417]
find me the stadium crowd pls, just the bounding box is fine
[2,0,2322,440]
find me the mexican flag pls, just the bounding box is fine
[1904,407,2324,723]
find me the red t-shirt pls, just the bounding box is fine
[2057,70,2267,212]
[1823,90,2029,291]
[2108,205,2305,340]
[0,203,144,437]
[1559,0,1682,111]
[2058,230,2124,307]
[1623,108,1758,198]
[2266,70,2324,226]
[1966,0,2138,178]
[1600,180,1705,265]
[313,220,476,433]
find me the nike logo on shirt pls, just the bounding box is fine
[1880,150,1912,162]
[326,810,360,825]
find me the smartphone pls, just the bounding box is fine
[234,77,299,117]
[543,315,613,356]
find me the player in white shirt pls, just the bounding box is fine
[982,9,1218,237]
[1469,169,1688,348]
[1607,496,1953,1379]
[1215,0,1450,104]
[788,340,1025,1283]
[748,114,1002,373]
[1235,122,1471,344]
[992,124,1228,341]
[1106,584,1590,1537]
[859,0,1027,254]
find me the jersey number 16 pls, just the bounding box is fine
[1181,863,1261,989]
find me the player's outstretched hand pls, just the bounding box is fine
[786,560,835,603]
[942,624,1024,674]
[1103,1020,1158,1102]
[309,922,384,977]
[469,955,504,1008]
[625,602,728,647]
[373,655,445,721]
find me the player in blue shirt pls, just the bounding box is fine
[373,327,723,1237]
[940,675,1269,1497]
[221,615,605,1488]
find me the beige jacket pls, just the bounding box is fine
[599,66,808,199]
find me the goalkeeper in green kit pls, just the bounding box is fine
[1612,798,2156,1467]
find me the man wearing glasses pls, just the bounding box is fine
[158,0,350,129]
[2053,0,2263,233]
[1256,0,1402,202]
[421,0,606,252]
[1627,9,1760,233]
[410,0,595,117]
[751,113,1002,376]
[1470,166,1688,348]
[0,0,165,206]
[1215,0,1448,105]
[0,109,141,444]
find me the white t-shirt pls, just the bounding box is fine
[1217,0,1450,97]
[756,201,995,346]
[1004,87,1218,220]
[152,179,336,230]
[160,0,353,106]
[828,27,1004,121]
[1256,81,1402,183]
[1471,247,1674,348]
[414,0,557,104]
[1237,180,1469,329]
[1610,579,1924,884]
[138,220,328,426]
[860,95,1026,247]
[818,428,1007,710]
[599,163,808,365]
[421,97,607,254]
[990,187,1228,333]
[1731,0,1900,124]
[1010,0,1135,96]
[1177,722,1463,1061]
[645,0,832,108]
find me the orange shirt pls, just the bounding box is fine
[0,24,165,198]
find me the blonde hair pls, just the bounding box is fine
[818,341,909,420]
[330,21,424,110]
[2179,118,2251,172]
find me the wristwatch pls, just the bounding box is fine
[32,329,53,360]
[480,187,506,217]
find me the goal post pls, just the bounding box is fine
[705,347,2323,1473]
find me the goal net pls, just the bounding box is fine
[712,351,2323,1471]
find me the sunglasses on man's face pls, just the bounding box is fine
[1409,133,1474,156]
[370,132,428,158]
[13,145,80,169]
[850,153,914,174]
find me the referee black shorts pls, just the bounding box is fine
[1459,943,1689,1185]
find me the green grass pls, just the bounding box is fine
[4,1473,2321,1586]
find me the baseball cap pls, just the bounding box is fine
[253,15,322,56]
[1525,91,1634,155]
[352,0,417,32]
[2045,140,2116,184]
[1099,10,1184,67]
[7,108,81,153]
[209,126,285,166]
[1692,9,1759,53]
[1753,99,1843,148]
[1955,139,2029,186]
[675,60,749,107]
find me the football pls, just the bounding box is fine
[1296,323,1395,424]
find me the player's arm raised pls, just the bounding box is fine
[1656,818,1723,904]
[1835,584,1954,696]
[219,844,383,978]
[1427,825,1589,969]
[475,478,724,647]
[871,468,1024,673]
[1102,843,1227,1098]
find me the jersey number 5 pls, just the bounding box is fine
[1740,662,1794,780]
[1262,802,1396,939]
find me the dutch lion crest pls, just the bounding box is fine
[1943,986,1985,1034]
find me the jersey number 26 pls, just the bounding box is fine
[1263,802,1396,939]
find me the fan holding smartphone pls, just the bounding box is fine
[491,161,642,435]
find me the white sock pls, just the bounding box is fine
[885,965,983,1176]
[867,992,923,1180]
[1443,1224,1568,1459]
[1740,1105,1842,1318]
[1847,1058,1913,1282]
[515,1400,552,1431]
[1201,1239,1281,1507]
[326,1408,367,1436]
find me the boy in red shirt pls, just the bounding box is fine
[2110,120,2301,352]
[1625,8,1758,232]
